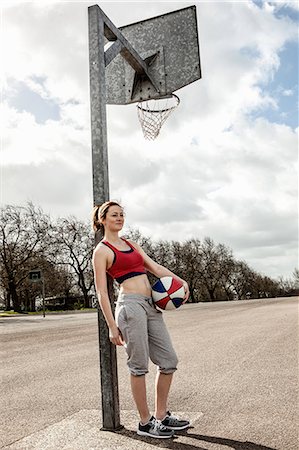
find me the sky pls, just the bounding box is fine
[1,0,298,279]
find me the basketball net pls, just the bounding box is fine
[137,94,180,140]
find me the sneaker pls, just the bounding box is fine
[137,416,174,439]
[161,411,190,430]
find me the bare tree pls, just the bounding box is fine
[174,239,203,302]
[0,203,49,312]
[292,268,299,291]
[152,239,173,268]
[53,217,94,308]
[18,257,74,312]
[252,274,280,298]
[197,237,234,301]
[224,261,256,300]
[125,228,154,255]
[276,275,296,297]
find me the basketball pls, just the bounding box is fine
[151,276,185,310]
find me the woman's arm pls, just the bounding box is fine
[92,247,123,346]
[129,240,190,302]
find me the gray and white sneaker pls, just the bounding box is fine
[161,411,190,430]
[137,416,174,439]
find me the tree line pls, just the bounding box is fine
[0,203,298,312]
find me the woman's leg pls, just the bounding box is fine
[130,374,151,424]
[116,297,151,423]
[155,372,173,420]
[147,306,178,420]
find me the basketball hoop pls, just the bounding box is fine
[137,94,180,140]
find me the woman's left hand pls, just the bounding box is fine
[182,281,190,303]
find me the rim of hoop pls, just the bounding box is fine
[137,93,180,113]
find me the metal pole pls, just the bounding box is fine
[88,5,121,431]
[42,277,45,318]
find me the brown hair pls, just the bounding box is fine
[92,201,123,232]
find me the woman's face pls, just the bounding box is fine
[102,205,124,232]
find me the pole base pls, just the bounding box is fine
[100,424,124,432]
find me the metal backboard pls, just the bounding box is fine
[105,6,201,105]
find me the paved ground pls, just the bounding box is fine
[1,297,298,450]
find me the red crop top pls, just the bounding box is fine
[102,238,146,284]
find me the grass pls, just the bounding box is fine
[0,308,96,316]
[0,310,21,316]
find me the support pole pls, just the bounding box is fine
[41,277,45,318]
[88,4,121,431]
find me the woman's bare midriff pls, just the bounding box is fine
[119,274,152,297]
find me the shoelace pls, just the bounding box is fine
[153,419,168,432]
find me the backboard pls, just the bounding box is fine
[105,6,201,105]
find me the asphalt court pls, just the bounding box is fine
[2,297,298,450]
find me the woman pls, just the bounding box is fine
[92,201,190,439]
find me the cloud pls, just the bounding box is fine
[5,79,61,123]
[2,2,90,103]
[2,102,90,167]
[276,2,299,12]
[282,88,294,96]
[2,160,93,220]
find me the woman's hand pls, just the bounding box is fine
[109,326,124,346]
[182,281,190,303]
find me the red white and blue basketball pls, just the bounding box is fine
[151,276,185,310]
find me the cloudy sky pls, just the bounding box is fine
[1,0,298,279]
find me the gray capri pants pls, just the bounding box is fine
[115,293,178,376]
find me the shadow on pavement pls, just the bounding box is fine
[115,427,277,450]
[187,432,277,450]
